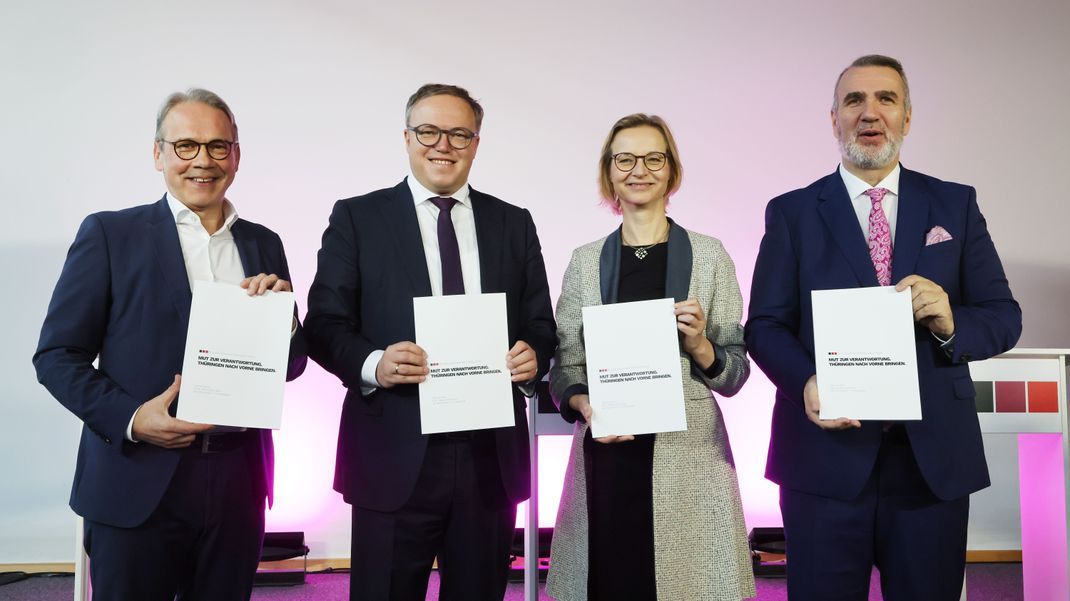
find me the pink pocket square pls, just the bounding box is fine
[925,226,952,245]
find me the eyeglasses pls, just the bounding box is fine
[407,124,479,150]
[159,139,238,160]
[613,152,668,172]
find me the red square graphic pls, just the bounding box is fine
[994,381,1026,413]
[1028,381,1059,413]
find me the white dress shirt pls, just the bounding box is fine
[839,162,901,243]
[359,174,483,391]
[408,175,482,295]
[167,193,247,289]
[127,194,247,441]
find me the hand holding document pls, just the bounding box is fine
[812,286,921,421]
[582,298,687,438]
[176,281,295,429]
[414,293,514,434]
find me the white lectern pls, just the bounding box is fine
[968,348,1070,600]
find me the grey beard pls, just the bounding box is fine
[840,135,901,170]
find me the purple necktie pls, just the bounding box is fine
[865,187,893,286]
[430,197,464,295]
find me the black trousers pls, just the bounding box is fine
[350,434,516,601]
[780,426,970,601]
[84,435,265,601]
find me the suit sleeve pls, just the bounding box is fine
[517,209,558,382]
[305,200,381,389]
[549,249,587,423]
[693,241,749,396]
[946,189,1022,362]
[269,230,308,382]
[32,215,142,448]
[744,200,817,405]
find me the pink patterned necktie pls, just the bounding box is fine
[865,187,892,286]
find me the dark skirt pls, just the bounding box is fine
[584,431,657,600]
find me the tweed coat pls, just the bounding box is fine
[546,221,756,600]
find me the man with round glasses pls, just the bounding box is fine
[34,88,307,600]
[306,83,557,601]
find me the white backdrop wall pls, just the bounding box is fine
[2,0,1068,563]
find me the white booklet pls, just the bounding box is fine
[414,293,515,434]
[582,298,687,438]
[176,281,294,429]
[812,286,922,420]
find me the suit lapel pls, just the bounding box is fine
[890,167,931,283]
[381,180,433,297]
[664,219,692,302]
[817,172,880,287]
[470,188,504,293]
[148,196,193,325]
[598,221,690,303]
[231,220,261,277]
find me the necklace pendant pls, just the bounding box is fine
[634,247,648,260]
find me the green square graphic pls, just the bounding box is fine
[974,381,994,413]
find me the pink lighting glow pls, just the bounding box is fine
[1018,433,1069,599]
[517,435,573,528]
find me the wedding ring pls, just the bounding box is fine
[393,364,400,375]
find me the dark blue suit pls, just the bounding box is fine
[306,180,556,600]
[34,196,307,599]
[746,167,1021,600]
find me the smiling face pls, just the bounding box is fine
[832,65,911,180]
[153,101,239,214]
[608,126,672,214]
[405,94,480,196]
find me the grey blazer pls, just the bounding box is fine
[546,221,756,600]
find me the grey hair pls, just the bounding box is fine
[155,88,238,141]
[832,55,911,111]
[405,83,484,131]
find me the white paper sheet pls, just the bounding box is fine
[812,286,922,420]
[414,293,515,434]
[176,281,294,429]
[582,298,687,437]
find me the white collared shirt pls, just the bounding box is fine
[359,174,484,390]
[166,193,247,289]
[839,163,901,243]
[406,174,483,296]
[129,194,248,441]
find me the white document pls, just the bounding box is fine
[176,281,294,429]
[812,286,921,420]
[414,293,515,434]
[582,298,687,438]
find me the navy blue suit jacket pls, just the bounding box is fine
[746,167,1021,501]
[305,180,557,512]
[33,196,308,528]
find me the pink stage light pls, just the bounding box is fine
[516,435,573,527]
[1018,433,1069,599]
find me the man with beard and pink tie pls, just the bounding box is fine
[746,55,1022,600]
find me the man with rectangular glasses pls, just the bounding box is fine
[306,83,556,601]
